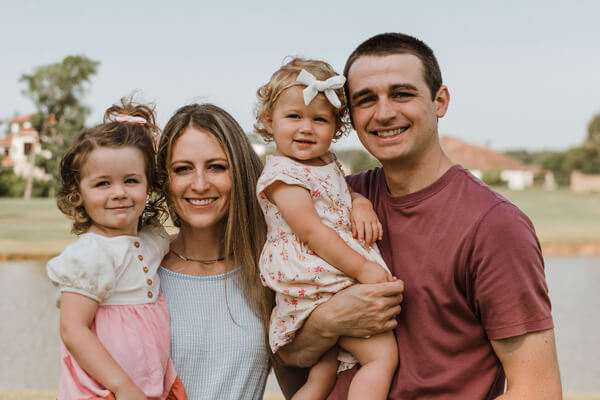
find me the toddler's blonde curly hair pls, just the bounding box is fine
[254,57,350,142]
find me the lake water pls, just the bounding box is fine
[1,257,598,393]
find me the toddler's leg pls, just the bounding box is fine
[338,331,398,400]
[292,346,338,400]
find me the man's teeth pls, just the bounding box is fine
[377,127,407,137]
[189,199,214,205]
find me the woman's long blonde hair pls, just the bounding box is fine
[157,103,273,349]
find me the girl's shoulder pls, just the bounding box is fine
[264,154,296,168]
[320,151,338,165]
[55,233,115,260]
[258,155,313,194]
[46,226,170,304]
[46,234,120,303]
[137,224,171,259]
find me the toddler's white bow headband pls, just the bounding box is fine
[296,69,346,109]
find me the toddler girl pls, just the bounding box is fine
[254,58,398,400]
[47,99,187,400]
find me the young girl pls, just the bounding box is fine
[254,58,398,400]
[47,99,187,400]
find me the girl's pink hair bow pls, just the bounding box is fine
[115,114,147,125]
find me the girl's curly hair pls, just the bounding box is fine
[57,97,167,235]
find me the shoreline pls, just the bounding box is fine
[541,241,600,257]
[1,241,600,262]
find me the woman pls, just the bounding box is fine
[156,104,273,399]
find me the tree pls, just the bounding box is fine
[20,55,99,198]
[585,113,600,151]
[505,150,535,165]
[564,146,600,175]
[349,149,381,173]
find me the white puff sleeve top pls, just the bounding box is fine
[47,225,170,305]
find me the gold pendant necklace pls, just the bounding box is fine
[169,247,226,264]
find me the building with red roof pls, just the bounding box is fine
[0,115,51,180]
[440,136,555,190]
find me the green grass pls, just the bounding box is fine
[0,198,74,258]
[495,187,600,244]
[0,189,599,259]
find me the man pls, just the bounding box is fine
[277,32,561,399]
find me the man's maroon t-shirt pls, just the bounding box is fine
[328,165,553,399]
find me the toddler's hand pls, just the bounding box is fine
[350,196,383,246]
[356,261,393,284]
[114,382,148,400]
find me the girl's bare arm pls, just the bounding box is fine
[60,292,147,400]
[265,181,390,283]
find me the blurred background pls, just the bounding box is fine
[1,1,598,398]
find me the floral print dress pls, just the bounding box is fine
[256,153,390,355]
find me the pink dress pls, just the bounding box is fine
[47,226,186,400]
[257,153,390,354]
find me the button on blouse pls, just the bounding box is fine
[47,225,170,306]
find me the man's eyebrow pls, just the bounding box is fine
[351,84,420,101]
[351,88,373,101]
[390,84,418,91]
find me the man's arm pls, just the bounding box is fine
[492,328,562,399]
[272,363,310,400]
[277,280,404,367]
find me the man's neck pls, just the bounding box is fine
[381,144,453,197]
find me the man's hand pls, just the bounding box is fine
[277,280,404,367]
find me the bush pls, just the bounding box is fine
[481,169,505,186]
[0,167,55,197]
[0,168,26,197]
[334,148,381,174]
[349,150,381,173]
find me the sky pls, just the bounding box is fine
[1,0,599,152]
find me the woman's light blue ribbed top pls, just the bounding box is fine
[158,267,270,400]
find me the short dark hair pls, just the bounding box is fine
[344,32,443,100]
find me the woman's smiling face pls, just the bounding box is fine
[168,126,231,232]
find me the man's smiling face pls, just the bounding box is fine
[347,53,449,166]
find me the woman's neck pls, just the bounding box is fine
[173,223,225,260]
[163,222,231,277]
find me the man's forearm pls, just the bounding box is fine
[277,280,404,366]
[277,301,339,367]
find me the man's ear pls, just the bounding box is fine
[435,85,450,118]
